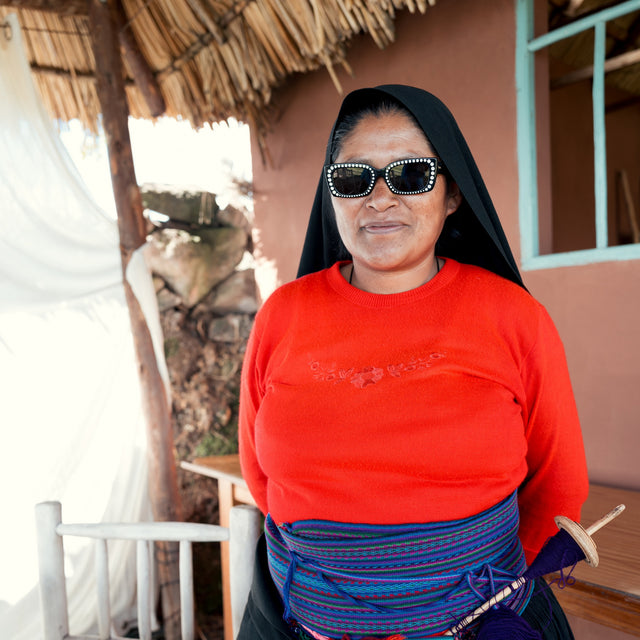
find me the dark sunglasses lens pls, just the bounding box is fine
[388,161,433,193]
[330,166,373,196]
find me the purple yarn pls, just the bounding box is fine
[523,528,585,580]
[470,528,585,639]
[475,605,543,640]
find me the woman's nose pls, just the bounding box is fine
[367,175,397,208]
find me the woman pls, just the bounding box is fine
[238,85,588,639]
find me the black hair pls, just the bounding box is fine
[331,99,429,163]
[331,101,407,162]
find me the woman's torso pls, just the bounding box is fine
[247,259,543,526]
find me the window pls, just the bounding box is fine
[516,0,640,269]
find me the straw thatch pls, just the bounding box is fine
[0,0,437,141]
[1,0,638,143]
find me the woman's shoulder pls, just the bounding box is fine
[450,261,549,339]
[454,261,538,305]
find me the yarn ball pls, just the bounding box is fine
[524,528,585,580]
[475,605,543,640]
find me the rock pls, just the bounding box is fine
[145,227,247,307]
[217,204,251,232]
[153,275,166,292]
[208,315,241,343]
[207,314,253,343]
[141,183,218,226]
[200,269,258,314]
[157,287,183,312]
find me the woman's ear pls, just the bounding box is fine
[446,182,462,217]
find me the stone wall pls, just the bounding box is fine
[141,184,257,633]
[142,183,257,522]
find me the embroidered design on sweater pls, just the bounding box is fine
[309,352,447,389]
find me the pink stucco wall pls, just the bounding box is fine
[249,0,640,611]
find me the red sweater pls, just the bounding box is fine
[239,259,588,562]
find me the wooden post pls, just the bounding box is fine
[113,0,166,118]
[86,1,182,639]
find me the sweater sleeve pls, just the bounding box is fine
[238,314,269,515]
[518,306,589,564]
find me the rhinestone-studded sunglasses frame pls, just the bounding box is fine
[324,157,445,198]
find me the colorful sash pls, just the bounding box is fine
[265,492,534,639]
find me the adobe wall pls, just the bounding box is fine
[249,0,640,504]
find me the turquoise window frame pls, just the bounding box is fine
[516,0,640,270]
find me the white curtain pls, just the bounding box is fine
[0,14,166,639]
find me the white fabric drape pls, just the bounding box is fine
[0,14,165,639]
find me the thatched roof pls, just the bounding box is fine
[1,0,638,144]
[0,0,437,142]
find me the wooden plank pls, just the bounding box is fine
[183,454,247,486]
[553,579,640,636]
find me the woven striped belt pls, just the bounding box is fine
[265,492,534,639]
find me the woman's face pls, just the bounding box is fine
[331,110,461,293]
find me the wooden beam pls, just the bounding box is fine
[606,95,640,113]
[0,0,86,15]
[30,64,96,80]
[551,46,640,89]
[113,0,166,117]
[86,2,182,640]
[30,63,140,87]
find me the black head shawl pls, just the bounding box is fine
[296,85,525,289]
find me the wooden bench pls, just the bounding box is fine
[181,457,640,638]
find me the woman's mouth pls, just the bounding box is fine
[362,222,406,234]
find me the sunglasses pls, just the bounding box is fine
[325,157,445,198]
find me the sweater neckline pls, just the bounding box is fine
[327,259,460,308]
